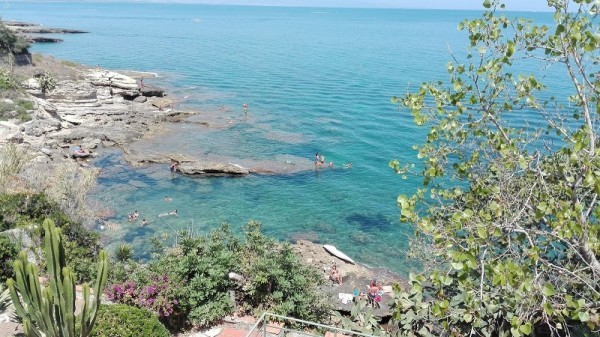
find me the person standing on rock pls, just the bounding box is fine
[139,77,144,89]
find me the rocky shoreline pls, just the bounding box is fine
[0,56,183,165]
[4,21,87,43]
[0,54,405,316]
[1,55,276,176]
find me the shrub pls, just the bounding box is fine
[237,221,330,322]
[148,224,239,328]
[0,145,32,194]
[0,235,18,283]
[7,219,108,337]
[90,304,169,337]
[144,222,329,329]
[0,193,100,282]
[106,274,185,325]
[113,243,133,262]
[0,21,29,55]
[0,68,14,90]
[35,72,56,94]
[107,260,143,285]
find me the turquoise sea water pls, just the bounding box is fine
[3,2,557,274]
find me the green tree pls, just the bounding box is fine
[390,0,599,336]
[0,20,30,71]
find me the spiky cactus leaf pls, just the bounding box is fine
[80,250,108,337]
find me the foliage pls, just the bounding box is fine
[0,67,15,90]
[107,260,144,285]
[0,21,29,56]
[236,221,330,321]
[90,304,169,337]
[0,235,18,284]
[110,222,329,330]
[0,98,34,122]
[42,162,100,224]
[105,274,186,329]
[0,144,33,194]
[36,72,56,95]
[0,193,100,283]
[390,0,600,336]
[147,224,239,328]
[0,283,12,315]
[334,298,385,335]
[7,219,108,337]
[113,243,133,262]
[0,21,30,72]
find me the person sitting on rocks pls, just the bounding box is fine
[329,264,343,285]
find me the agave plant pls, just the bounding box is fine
[0,284,12,315]
[7,219,108,337]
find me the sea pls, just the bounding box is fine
[1,2,557,275]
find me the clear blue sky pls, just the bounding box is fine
[42,0,554,12]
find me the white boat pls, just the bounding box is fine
[323,244,355,264]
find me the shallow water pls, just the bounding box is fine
[4,2,559,274]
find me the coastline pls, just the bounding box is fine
[0,52,406,289]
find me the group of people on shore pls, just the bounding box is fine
[328,262,385,308]
[353,279,384,308]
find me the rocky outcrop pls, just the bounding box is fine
[141,85,165,97]
[3,60,189,164]
[4,21,87,45]
[88,70,139,91]
[26,36,64,43]
[5,21,88,34]
[178,162,250,176]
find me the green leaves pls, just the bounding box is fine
[542,283,556,297]
[390,0,600,335]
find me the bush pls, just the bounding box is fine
[0,193,71,231]
[90,304,169,337]
[106,274,186,329]
[0,21,29,55]
[141,222,329,329]
[0,193,100,282]
[113,243,133,262]
[0,235,18,283]
[0,68,14,90]
[0,99,33,122]
[148,224,240,328]
[35,72,56,94]
[236,221,330,321]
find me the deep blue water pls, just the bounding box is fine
[2,2,558,274]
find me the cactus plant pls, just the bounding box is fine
[6,219,108,337]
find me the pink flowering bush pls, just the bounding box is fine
[106,274,186,329]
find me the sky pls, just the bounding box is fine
[27,0,555,12]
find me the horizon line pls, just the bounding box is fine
[9,0,555,13]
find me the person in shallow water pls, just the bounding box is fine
[169,160,179,173]
[141,219,148,226]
